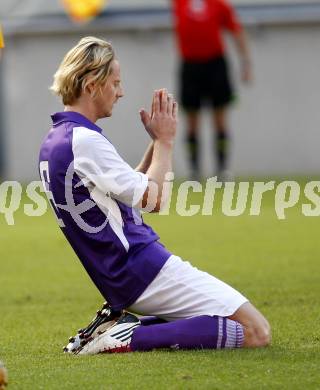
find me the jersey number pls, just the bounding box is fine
[39,161,65,227]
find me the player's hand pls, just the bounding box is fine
[140,106,155,140]
[140,89,178,143]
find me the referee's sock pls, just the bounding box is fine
[131,315,244,351]
[186,134,199,176]
[215,131,229,173]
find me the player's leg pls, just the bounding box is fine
[129,255,248,321]
[228,302,271,347]
[72,257,270,353]
[76,313,245,354]
[130,315,244,351]
[127,256,257,351]
[132,303,271,351]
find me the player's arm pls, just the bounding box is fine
[138,89,178,212]
[135,142,154,174]
[135,90,160,174]
[73,90,177,213]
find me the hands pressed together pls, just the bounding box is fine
[139,89,178,145]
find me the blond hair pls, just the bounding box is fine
[50,36,115,105]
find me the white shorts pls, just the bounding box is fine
[129,255,248,322]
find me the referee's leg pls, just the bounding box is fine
[228,302,271,347]
[212,106,230,175]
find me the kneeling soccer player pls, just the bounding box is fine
[39,37,270,354]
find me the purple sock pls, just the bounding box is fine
[131,315,244,351]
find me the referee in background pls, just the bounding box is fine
[172,0,252,180]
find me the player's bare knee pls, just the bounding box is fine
[244,321,271,348]
[261,320,271,346]
[255,322,271,347]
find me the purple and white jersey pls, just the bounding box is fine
[39,111,171,310]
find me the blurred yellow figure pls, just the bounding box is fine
[0,25,4,48]
[0,25,4,61]
[62,0,107,23]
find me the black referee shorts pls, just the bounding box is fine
[179,56,234,111]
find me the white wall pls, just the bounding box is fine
[1,0,309,19]
[2,23,320,181]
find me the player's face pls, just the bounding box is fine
[96,60,124,118]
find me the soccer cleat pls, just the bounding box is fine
[63,302,122,354]
[78,312,141,355]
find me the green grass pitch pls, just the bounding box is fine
[1,180,320,389]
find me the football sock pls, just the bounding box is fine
[186,134,199,174]
[215,132,229,172]
[131,315,244,351]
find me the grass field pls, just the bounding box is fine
[1,179,320,389]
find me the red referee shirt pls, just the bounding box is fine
[173,0,242,61]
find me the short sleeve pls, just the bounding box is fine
[72,127,148,207]
[219,0,242,33]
